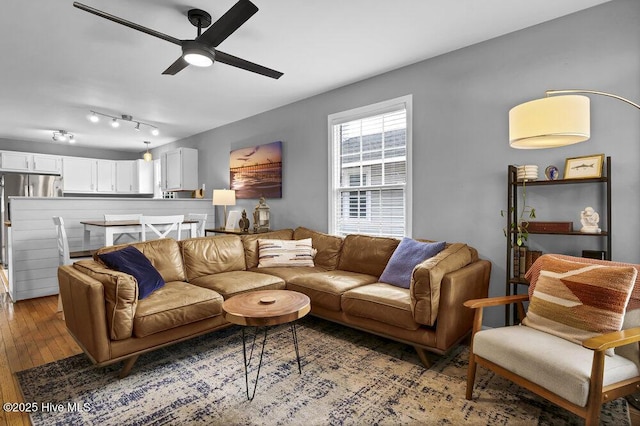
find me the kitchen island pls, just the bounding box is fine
[6,196,213,301]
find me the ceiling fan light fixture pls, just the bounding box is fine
[182,41,215,67]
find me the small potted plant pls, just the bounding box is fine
[502,181,536,247]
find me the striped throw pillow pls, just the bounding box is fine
[522,255,637,354]
[257,238,316,268]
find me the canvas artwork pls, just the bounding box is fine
[230,141,282,199]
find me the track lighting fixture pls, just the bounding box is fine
[52,130,75,143]
[88,110,159,136]
[143,141,153,162]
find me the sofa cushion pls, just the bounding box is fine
[247,266,327,282]
[190,271,285,299]
[98,246,165,299]
[522,255,636,352]
[241,229,294,269]
[287,270,378,311]
[342,283,420,330]
[337,234,399,277]
[73,260,138,341]
[379,238,446,289]
[180,235,246,281]
[411,243,473,326]
[96,238,186,283]
[258,238,316,267]
[133,281,223,338]
[294,227,343,270]
[473,325,640,407]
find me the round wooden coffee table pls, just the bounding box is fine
[222,289,311,400]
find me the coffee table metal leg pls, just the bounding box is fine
[242,326,268,401]
[290,323,302,374]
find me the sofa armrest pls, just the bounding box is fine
[433,259,491,351]
[58,265,111,364]
[411,243,474,326]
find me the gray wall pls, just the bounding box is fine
[171,0,639,327]
[0,137,141,160]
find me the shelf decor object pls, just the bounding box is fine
[509,89,640,149]
[523,221,573,233]
[563,154,604,179]
[253,196,270,232]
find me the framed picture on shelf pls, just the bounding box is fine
[563,154,605,179]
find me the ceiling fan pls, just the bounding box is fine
[72,0,283,79]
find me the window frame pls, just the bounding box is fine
[327,95,413,237]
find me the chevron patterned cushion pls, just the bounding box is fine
[522,254,637,353]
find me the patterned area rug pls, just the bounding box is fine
[17,317,629,425]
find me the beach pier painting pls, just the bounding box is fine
[230,141,282,199]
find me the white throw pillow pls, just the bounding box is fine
[257,238,316,268]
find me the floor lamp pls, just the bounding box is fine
[509,89,640,149]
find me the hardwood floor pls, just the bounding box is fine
[1,276,639,425]
[0,278,81,426]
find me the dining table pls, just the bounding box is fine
[80,219,199,248]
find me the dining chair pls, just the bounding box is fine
[52,216,93,318]
[140,215,184,241]
[104,213,143,244]
[186,213,207,237]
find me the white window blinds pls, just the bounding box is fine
[329,96,412,238]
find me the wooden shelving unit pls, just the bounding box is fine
[504,156,612,325]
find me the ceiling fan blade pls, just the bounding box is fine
[215,50,283,79]
[73,2,182,46]
[197,0,258,47]
[162,57,189,75]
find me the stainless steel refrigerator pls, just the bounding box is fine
[1,173,63,264]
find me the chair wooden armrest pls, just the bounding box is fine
[465,294,531,335]
[582,326,640,352]
[464,294,530,309]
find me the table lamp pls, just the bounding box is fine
[212,189,236,229]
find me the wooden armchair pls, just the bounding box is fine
[465,293,640,426]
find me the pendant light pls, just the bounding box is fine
[143,141,152,162]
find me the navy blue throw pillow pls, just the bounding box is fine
[98,246,165,299]
[379,238,446,289]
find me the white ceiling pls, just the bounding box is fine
[0,0,610,153]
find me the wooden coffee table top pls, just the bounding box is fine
[222,290,311,327]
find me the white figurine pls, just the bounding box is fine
[580,206,601,233]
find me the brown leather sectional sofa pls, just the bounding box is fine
[57,227,491,377]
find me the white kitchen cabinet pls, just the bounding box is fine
[0,151,62,174]
[62,157,96,193]
[135,159,154,194]
[97,160,116,193]
[161,148,198,191]
[116,161,135,193]
[32,154,62,174]
[0,151,31,172]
